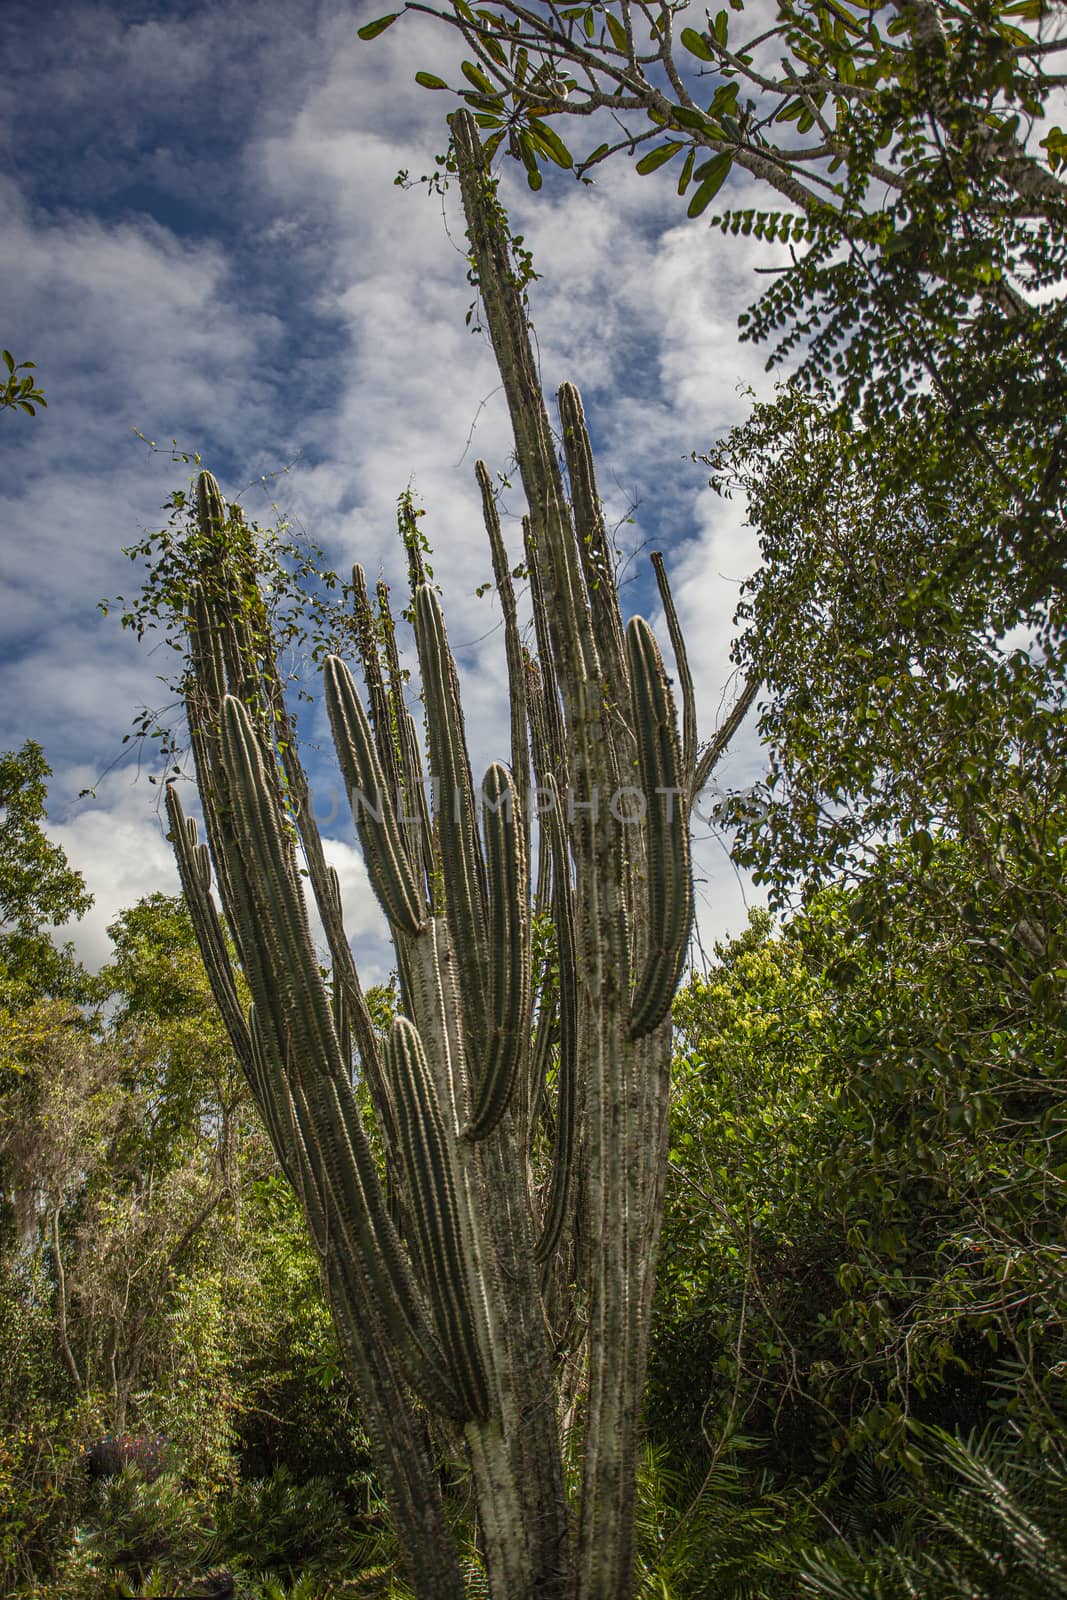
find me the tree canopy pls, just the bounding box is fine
[364,0,1067,601]
[0,744,92,1007]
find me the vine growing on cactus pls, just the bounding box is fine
[134,112,750,1599]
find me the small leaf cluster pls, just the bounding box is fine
[0,350,46,416]
[100,483,362,780]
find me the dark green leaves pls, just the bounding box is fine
[605,11,629,51]
[670,104,722,136]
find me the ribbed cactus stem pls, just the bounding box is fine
[414,583,489,1047]
[216,693,474,1420]
[625,618,693,1039]
[324,653,425,936]
[463,762,529,1140]
[533,776,578,1265]
[153,110,754,1600]
[384,1016,493,1420]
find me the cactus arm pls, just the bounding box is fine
[378,578,436,893]
[476,461,532,807]
[246,1023,471,1600]
[557,384,630,721]
[324,653,426,935]
[524,657,556,919]
[184,588,248,964]
[327,868,354,1071]
[188,481,386,1101]
[351,565,416,891]
[218,693,482,1419]
[165,786,253,1069]
[404,709,437,897]
[351,564,393,759]
[264,651,386,1094]
[650,551,698,788]
[452,114,600,711]
[463,763,530,1141]
[384,1017,493,1420]
[522,516,569,790]
[413,583,490,1045]
[533,777,579,1266]
[626,618,694,1040]
[690,675,761,810]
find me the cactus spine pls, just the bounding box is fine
[160,113,747,1600]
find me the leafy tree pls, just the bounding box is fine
[365,0,1067,595]
[0,744,92,1006]
[701,384,1067,903]
[0,893,376,1593]
[655,852,1067,1489]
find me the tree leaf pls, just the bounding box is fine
[527,120,573,169]
[357,12,399,40]
[605,11,629,51]
[671,104,723,137]
[415,71,449,89]
[680,27,715,61]
[636,141,685,175]
[687,152,733,216]
[461,60,494,92]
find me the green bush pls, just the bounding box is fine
[214,1468,359,1580]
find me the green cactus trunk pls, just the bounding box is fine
[161,113,743,1600]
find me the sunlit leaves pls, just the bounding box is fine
[604,10,628,52]
[1040,124,1067,173]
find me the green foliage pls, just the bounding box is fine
[69,1468,212,1590]
[701,385,1065,901]
[1,349,46,415]
[654,869,1067,1562]
[214,1467,360,1580]
[633,1438,813,1599]
[100,486,362,779]
[380,0,1067,592]
[0,887,380,1594]
[801,1426,1067,1600]
[0,743,93,1006]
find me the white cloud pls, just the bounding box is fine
[49,769,180,973]
[3,0,791,984]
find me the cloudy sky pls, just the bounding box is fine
[2,0,790,984]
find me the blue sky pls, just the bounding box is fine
[1,0,787,979]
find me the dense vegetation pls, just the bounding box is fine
[3,3,1066,1590]
[2,559,1065,1597]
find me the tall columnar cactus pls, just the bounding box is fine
[162,112,745,1600]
